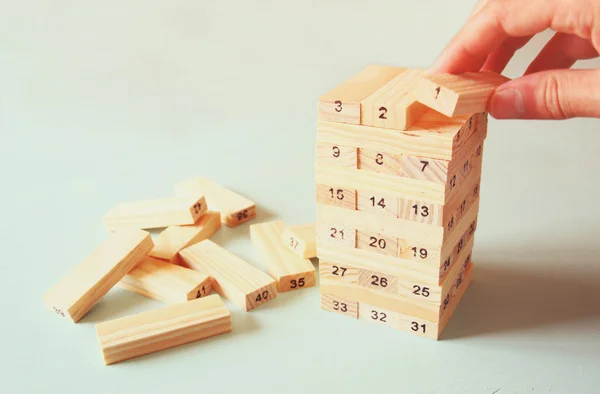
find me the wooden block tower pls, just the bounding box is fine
[315,65,508,339]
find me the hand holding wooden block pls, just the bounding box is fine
[95,294,231,365]
[180,240,277,311]
[43,229,154,323]
[103,195,207,231]
[118,257,213,304]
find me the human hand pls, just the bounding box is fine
[429,0,600,120]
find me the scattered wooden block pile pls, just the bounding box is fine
[316,66,507,339]
[42,177,317,365]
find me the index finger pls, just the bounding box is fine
[429,0,559,74]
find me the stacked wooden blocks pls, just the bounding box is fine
[316,65,508,339]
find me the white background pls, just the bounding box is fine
[2,1,600,393]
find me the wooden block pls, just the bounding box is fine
[398,199,443,225]
[317,164,445,205]
[361,68,426,129]
[316,222,356,249]
[320,292,358,319]
[401,155,449,184]
[281,223,317,259]
[356,231,399,257]
[249,220,316,292]
[103,195,206,231]
[318,196,479,250]
[149,211,221,264]
[318,65,405,124]
[179,240,277,311]
[322,277,444,322]
[416,71,510,118]
[118,257,213,304]
[175,177,256,227]
[397,238,442,265]
[95,294,231,365]
[356,191,399,217]
[316,143,357,169]
[357,148,402,175]
[316,184,356,210]
[359,302,399,329]
[317,116,465,162]
[318,245,440,285]
[43,229,153,323]
[320,246,472,302]
[319,261,359,285]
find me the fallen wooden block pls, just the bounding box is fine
[179,240,277,311]
[95,294,231,365]
[103,195,207,231]
[281,223,317,259]
[43,229,153,323]
[118,257,213,304]
[249,220,316,292]
[175,177,256,227]
[149,211,221,264]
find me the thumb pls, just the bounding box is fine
[488,69,600,119]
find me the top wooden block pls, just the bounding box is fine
[318,65,508,130]
[318,65,406,125]
[416,71,510,118]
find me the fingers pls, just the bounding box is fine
[429,0,599,74]
[488,69,600,119]
[482,36,533,73]
[525,33,599,75]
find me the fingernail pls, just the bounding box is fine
[490,88,525,118]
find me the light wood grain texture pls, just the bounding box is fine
[103,195,206,231]
[359,302,400,329]
[319,246,472,303]
[316,222,357,249]
[319,261,359,285]
[320,292,358,318]
[397,200,443,225]
[318,116,465,162]
[356,190,399,217]
[357,149,402,175]
[401,155,449,184]
[325,264,474,339]
[118,257,212,304]
[175,177,256,227]
[361,68,426,129]
[321,276,443,322]
[317,164,446,205]
[249,220,316,292]
[179,240,277,311]
[43,229,153,323]
[95,294,231,365]
[356,231,399,257]
[149,211,221,264]
[316,143,358,169]
[318,65,405,124]
[438,222,477,279]
[416,72,509,118]
[281,223,317,259]
[316,184,357,210]
[317,198,479,248]
[318,245,440,285]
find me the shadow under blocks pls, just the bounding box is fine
[441,246,600,339]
